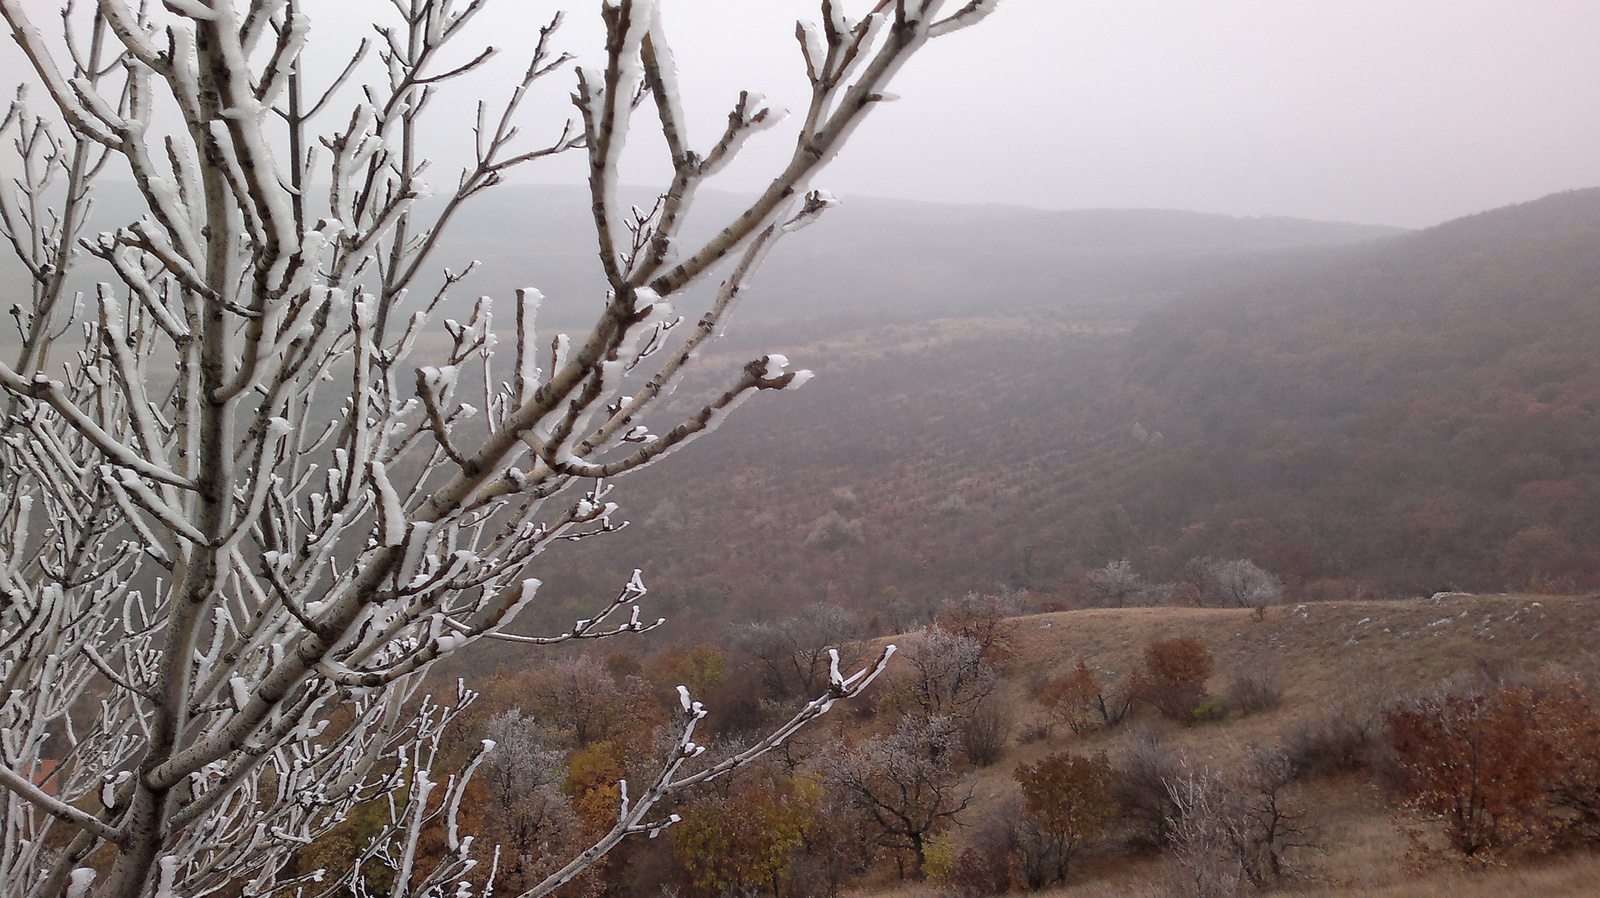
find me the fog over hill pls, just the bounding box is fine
[429,185,1400,330]
[522,187,1600,634]
[0,182,1400,345]
[8,179,1593,630]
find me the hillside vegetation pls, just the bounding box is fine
[437,589,1600,898]
[399,188,1600,897]
[869,591,1600,897]
[525,188,1600,634]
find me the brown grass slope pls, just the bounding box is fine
[865,592,1600,898]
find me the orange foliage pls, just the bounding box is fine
[1389,676,1600,858]
[1133,637,1214,723]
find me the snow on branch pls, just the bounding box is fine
[0,1,991,895]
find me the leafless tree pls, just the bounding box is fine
[1157,749,1314,897]
[477,710,578,892]
[886,625,998,724]
[737,603,863,698]
[1230,746,1315,886]
[1162,766,1248,898]
[1204,559,1283,610]
[820,715,970,878]
[1087,558,1145,606]
[0,1,997,895]
[524,654,625,748]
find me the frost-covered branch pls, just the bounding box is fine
[0,1,991,895]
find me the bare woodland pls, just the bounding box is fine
[0,0,998,895]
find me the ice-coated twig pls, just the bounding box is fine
[518,644,896,898]
[0,1,990,895]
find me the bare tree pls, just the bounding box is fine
[476,710,578,893]
[821,715,970,878]
[1204,559,1283,610]
[738,603,862,698]
[0,1,997,895]
[524,654,625,748]
[886,625,998,724]
[1086,558,1145,606]
[1162,766,1248,898]
[1157,749,1314,897]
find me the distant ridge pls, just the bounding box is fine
[526,185,1600,626]
[429,185,1406,326]
[0,181,1406,341]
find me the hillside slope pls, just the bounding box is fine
[527,188,1600,630]
[885,591,1600,898]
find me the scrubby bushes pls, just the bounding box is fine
[1223,653,1283,717]
[1284,702,1384,776]
[1039,658,1132,734]
[1387,673,1600,859]
[1040,637,1224,735]
[1014,752,1119,887]
[1133,637,1216,723]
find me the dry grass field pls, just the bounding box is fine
[853,592,1600,897]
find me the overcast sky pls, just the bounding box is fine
[8,1,1600,228]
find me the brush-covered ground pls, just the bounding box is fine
[853,591,1600,897]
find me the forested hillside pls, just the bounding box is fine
[1118,187,1600,596]
[528,188,1600,634]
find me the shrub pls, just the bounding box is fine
[1115,730,1181,849]
[673,777,813,897]
[959,695,1015,767]
[1014,752,1118,888]
[1224,653,1283,717]
[1135,637,1215,723]
[1284,703,1382,776]
[1388,676,1600,858]
[1040,658,1130,734]
[937,594,1014,663]
[944,838,1014,897]
[1192,699,1226,724]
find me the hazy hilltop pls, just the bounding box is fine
[524,187,1600,633]
[1120,187,1600,595]
[430,185,1399,331]
[10,179,1595,625]
[0,182,1398,343]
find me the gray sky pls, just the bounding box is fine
[8,1,1600,227]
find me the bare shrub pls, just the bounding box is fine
[1224,653,1283,717]
[1115,729,1182,849]
[959,694,1015,767]
[1284,702,1384,777]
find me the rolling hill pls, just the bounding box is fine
[524,187,1600,633]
